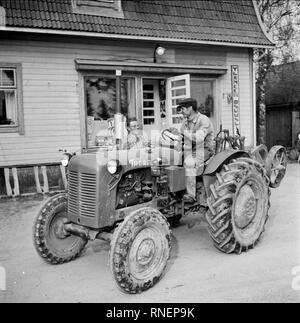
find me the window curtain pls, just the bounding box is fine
[4,90,16,124]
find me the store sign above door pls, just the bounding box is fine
[75,59,228,75]
[231,65,240,136]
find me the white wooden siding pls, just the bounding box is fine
[221,48,254,147]
[0,38,254,167]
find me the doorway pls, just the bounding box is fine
[266,107,292,148]
[142,75,192,137]
[142,79,161,137]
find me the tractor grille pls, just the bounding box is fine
[68,171,97,218]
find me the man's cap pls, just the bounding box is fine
[177,98,197,108]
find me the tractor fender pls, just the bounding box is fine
[204,149,250,175]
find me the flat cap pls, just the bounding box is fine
[177,98,197,108]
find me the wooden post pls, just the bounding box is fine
[41,166,49,193]
[12,168,20,196]
[4,168,13,197]
[34,166,42,193]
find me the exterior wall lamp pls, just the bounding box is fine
[153,45,166,63]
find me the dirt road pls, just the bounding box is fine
[0,164,300,303]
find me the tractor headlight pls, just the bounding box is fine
[153,157,163,166]
[107,160,119,174]
[61,155,70,167]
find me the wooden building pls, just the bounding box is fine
[0,0,273,171]
[266,61,300,149]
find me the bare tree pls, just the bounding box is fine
[255,0,300,145]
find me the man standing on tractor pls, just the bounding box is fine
[171,98,214,203]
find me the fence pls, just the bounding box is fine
[0,163,67,198]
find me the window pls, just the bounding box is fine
[77,0,115,8]
[0,64,23,133]
[143,82,156,125]
[72,0,124,18]
[85,76,135,148]
[191,80,214,117]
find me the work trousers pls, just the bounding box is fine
[184,148,211,198]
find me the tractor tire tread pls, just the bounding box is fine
[110,207,171,294]
[33,193,87,265]
[206,158,270,254]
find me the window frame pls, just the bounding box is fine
[72,0,124,18]
[81,71,137,150]
[0,63,24,134]
[0,68,16,88]
[190,76,218,129]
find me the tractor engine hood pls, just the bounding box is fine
[67,153,116,229]
[69,153,99,174]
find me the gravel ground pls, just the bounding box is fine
[0,163,299,303]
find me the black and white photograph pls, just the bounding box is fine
[0,0,300,307]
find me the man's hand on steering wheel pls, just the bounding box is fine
[168,127,182,137]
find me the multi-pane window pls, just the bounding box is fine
[191,80,214,117]
[0,68,18,127]
[85,76,135,148]
[143,83,155,125]
[167,74,190,126]
[171,79,188,124]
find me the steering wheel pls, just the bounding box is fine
[159,128,183,153]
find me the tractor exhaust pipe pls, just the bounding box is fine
[115,69,123,149]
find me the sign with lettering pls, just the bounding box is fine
[231,65,240,136]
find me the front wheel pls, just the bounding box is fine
[206,158,270,254]
[110,207,171,294]
[33,193,87,264]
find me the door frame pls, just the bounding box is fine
[141,78,161,136]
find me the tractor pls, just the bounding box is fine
[33,117,287,294]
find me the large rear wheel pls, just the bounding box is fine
[110,207,171,294]
[206,158,270,254]
[33,193,87,264]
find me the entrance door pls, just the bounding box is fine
[142,79,161,137]
[266,107,292,148]
[166,74,191,129]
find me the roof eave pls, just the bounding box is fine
[252,0,276,46]
[0,26,275,49]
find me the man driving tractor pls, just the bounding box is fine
[170,98,214,203]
